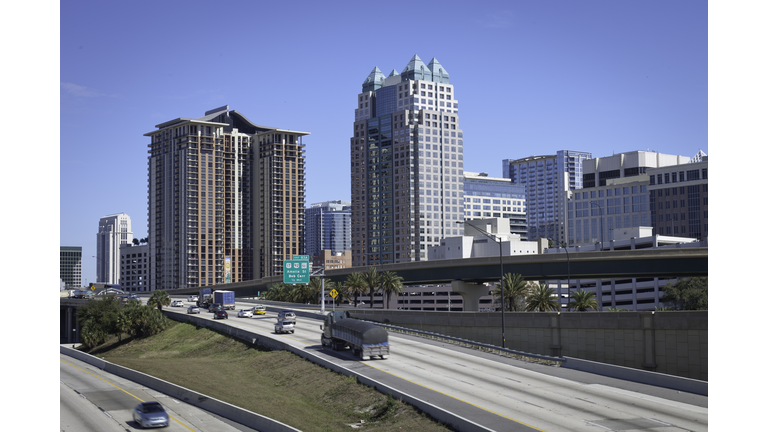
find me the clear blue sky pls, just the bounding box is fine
[56,0,712,285]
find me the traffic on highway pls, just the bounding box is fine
[150,295,708,432]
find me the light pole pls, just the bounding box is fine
[561,242,571,311]
[589,201,604,249]
[457,220,506,349]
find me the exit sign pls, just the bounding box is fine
[283,259,310,284]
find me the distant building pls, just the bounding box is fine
[97,213,133,284]
[60,246,82,289]
[120,243,149,292]
[304,201,351,258]
[502,150,592,247]
[428,218,547,260]
[463,172,527,240]
[648,153,708,239]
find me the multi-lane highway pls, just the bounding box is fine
[156,297,708,432]
[60,352,258,431]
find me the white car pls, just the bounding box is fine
[171,300,184,307]
[188,295,199,302]
[275,320,295,334]
[237,309,253,318]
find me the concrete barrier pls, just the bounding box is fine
[60,346,300,432]
[561,356,708,396]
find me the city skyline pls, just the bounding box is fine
[59,1,707,284]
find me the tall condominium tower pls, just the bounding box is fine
[96,213,133,284]
[304,201,351,258]
[145,105,309,290]
[502,150,591,246]
[351,54,464,266]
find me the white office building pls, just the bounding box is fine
[428,218,547,260]
[96,213,133,285]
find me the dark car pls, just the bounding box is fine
[214,309,228,320]
[133,401,169,429]
[209,303,223,312]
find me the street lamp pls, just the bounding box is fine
[560,242,571,311]
[589,201,604,249]
[457,220,506,349]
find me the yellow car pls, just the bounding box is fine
[254,305,266,315]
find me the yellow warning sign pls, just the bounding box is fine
[329,289,338,299]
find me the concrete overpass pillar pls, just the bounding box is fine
[451,280,488,312]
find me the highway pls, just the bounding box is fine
[60,352,258,431]
[160,297,709,432]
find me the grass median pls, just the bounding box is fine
[84,320,454,432]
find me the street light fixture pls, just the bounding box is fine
[456,220,506,349]
[589,201,604,249]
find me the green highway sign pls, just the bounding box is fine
[283,259,310,284]
[293,255,310,261]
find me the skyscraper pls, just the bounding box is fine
[463,171,527,240]
[96,213,133,284]
[502,150,591,246]
[145,105,309,290]
[304,201,351,258]
[351,54,464,266]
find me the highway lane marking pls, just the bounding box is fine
[588,384,708,414]
[361,361,549,432]
[60,359,196,431]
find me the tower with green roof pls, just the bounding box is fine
[350,55,465,273]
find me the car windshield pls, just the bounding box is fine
[143,403,165,413]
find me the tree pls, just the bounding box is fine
[147,290,171,311]
[569,289,598,311]
[344,272,366,307]
[492,273,530,311]
[77,295,122,349]
[132,238,139,246]
[361,266,381,309]
[606,307,628,312]
[660,277,708,310]
[379,271,404,309]
[525,283,559,312]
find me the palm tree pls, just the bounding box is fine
[492,273,530,311]
[379,271,404,309]
[569,289,598,311]
[361,266,381,309]
[525,282,559,312]
[344,272,366,307]
[147,290,171,311]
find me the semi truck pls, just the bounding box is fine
[213,290,236,310]
[320,311,389,360]
[197,288,213,309]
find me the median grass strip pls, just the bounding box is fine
[85,321,454,432]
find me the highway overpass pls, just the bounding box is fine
[165,247,708,299]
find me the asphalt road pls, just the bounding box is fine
[162,298,708,432]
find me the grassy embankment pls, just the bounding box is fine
[85,320,454,432]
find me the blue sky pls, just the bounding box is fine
[55,0,712,285]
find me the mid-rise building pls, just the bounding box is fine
[96,213,133,284]
[502,150,592,246]
[304,200,351,258]
[145,105,309,290]
[463,172,527,239]
[60,246,82,289]
[351,55,464,266]
[566,150,695,246]
[120,243,149,292]
[648,153,708,238]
